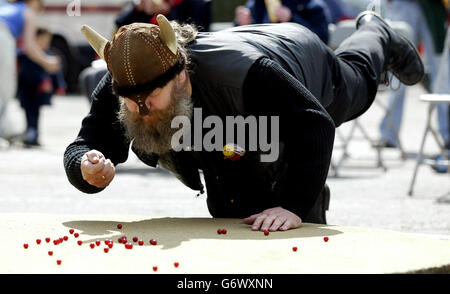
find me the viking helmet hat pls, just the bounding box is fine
[81,14,183,115]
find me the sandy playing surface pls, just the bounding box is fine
[1,214,449,274]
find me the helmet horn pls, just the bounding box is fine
[81,25,109,60]
[156,14,177,55]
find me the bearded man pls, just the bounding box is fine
[64,12,424,232]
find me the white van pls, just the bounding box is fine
[37,0,133,91]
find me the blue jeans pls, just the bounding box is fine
[379,0,448,146]
[434,28,450,147]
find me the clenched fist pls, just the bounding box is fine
[80,150,115,188]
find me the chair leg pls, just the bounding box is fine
[375,97,407,160]
[329,159,339,177]
[408,104,435,196]
[390,120,407,160]
[356,120,387,171]
[333,122,357,174]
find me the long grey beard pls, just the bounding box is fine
[117,89,193,155]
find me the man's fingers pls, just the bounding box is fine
[245,207,303,232]
[80,150,115,188]
[243,213,261,224]
[101,159,115,181]
[279,218,302,231]
[251,214,268,231]
[82,157,105,175]
[95,159,115,182]
[85,150,104,164]
[260,214,278,232]
[279,219,292,231]
[269,216,286,232]
[103,158,114,170]
[84,164,114,188]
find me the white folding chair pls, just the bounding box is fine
[408,94,450,196]
[408,28,450,195]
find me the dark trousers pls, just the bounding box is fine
[21,93,41,142]
[23,101,39,131]
[448,109,450,148]
[325,21,389,127]
[304,22,391,224]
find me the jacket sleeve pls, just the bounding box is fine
[63,72,130,194]
[243,57,335,219]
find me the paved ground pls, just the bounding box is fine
[0,83,449,237]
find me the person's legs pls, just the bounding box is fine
[325,21,388,126]
[418,8,440,86]
[326,10,424,127]
[378,0,422,145]
[436,104,449,146]
[285,10,424,222]
[22,94,40,146]
[432,28,450,172]
[379,81,407,146]
[433,29,450,149]
[447,106,450,149]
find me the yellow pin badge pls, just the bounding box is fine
[223,144,246,161]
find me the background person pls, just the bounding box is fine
[116,0,212,32]
[378,0,448,149]
[17,27,66,147]
[431,25,449,173]
[0,0,60,142]
[235,0,331,44]
[322,0,358,23]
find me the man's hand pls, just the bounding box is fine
[235,6,252,26]
[275,6,292,23]
[243,207,302,231]
[44,56,61,74]
[80,150,115,188]
[139,0,171,15]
